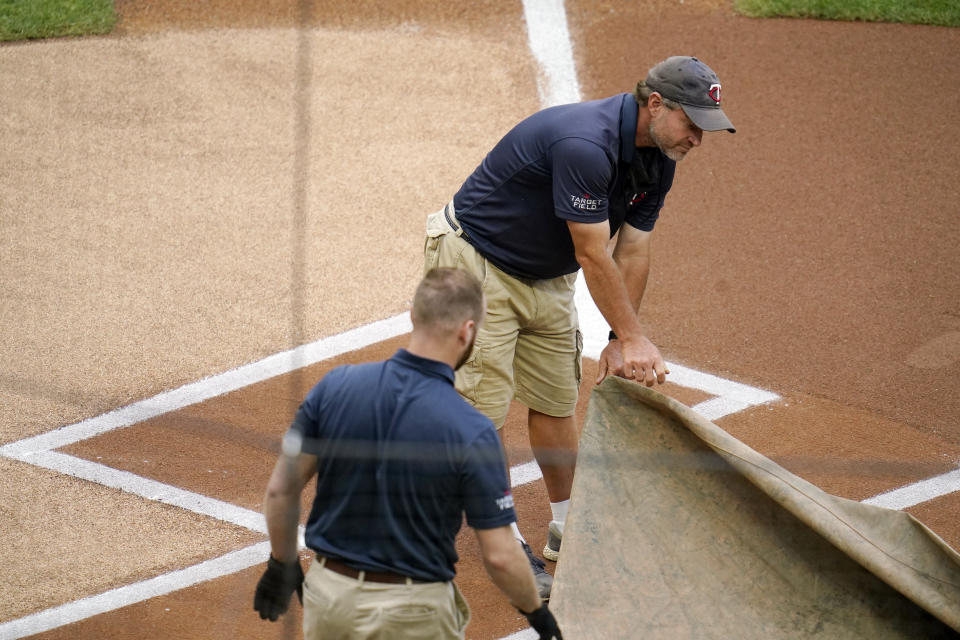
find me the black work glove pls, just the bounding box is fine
[253,555,304,621]
[521,604,563,640]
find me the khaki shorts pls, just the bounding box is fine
[302,558,471,640]
[424,204,582,428]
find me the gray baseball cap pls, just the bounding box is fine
[646,56,735,133]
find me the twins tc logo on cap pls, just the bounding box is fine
[709,83,722,104]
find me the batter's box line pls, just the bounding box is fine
[0,542,272,640]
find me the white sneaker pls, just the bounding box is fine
[542,521,562,562]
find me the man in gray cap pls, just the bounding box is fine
[423,56,734,598]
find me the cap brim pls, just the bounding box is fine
[682,104,736,133]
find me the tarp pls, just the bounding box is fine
[551,378,960,638]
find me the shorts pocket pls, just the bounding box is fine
[302,569,331,610]
[302,573,336,638]
[454,342,483,407]
[379,603,441,639]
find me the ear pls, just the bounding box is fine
[647,91,665,117]
[459,319,476,344]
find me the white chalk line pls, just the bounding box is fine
[0,312,414,459]
[0,542,272,640]
[863,468,960,510]
[521,0,581,108]
[9,450,268,534]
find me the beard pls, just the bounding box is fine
[649,118,687,162]
[454,332,477,370]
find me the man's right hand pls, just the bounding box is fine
[595,338,626,384]
[522,604,563,639]
[253,555,304,621]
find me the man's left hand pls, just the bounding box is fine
[621,334,669,387]
[253,555,304,621]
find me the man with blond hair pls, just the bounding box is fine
[254,268,562,639]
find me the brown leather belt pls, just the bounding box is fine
[320,557,421,584]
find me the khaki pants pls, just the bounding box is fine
[424,203,582,428]
[302,558,471,640]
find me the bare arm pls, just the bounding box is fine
[567,220,667,386]
[611,223,652,311]
[475,525,543,614]
[263,442,318,562]
[568,219,644,341]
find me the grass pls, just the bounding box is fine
[1,0,955,42]
[0,0,116,42]
[734,0,960,27]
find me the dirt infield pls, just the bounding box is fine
[1,0,958,638]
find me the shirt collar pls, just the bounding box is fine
[392,348,455,384]
[620,93,639,165]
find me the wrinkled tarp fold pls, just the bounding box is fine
[551,378,960,638]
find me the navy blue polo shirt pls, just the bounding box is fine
[453,93,675,280]
[293,349,515,582]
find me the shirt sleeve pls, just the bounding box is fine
[461,424,517,530]
[290,367,345,455]
[550,137,615,224]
